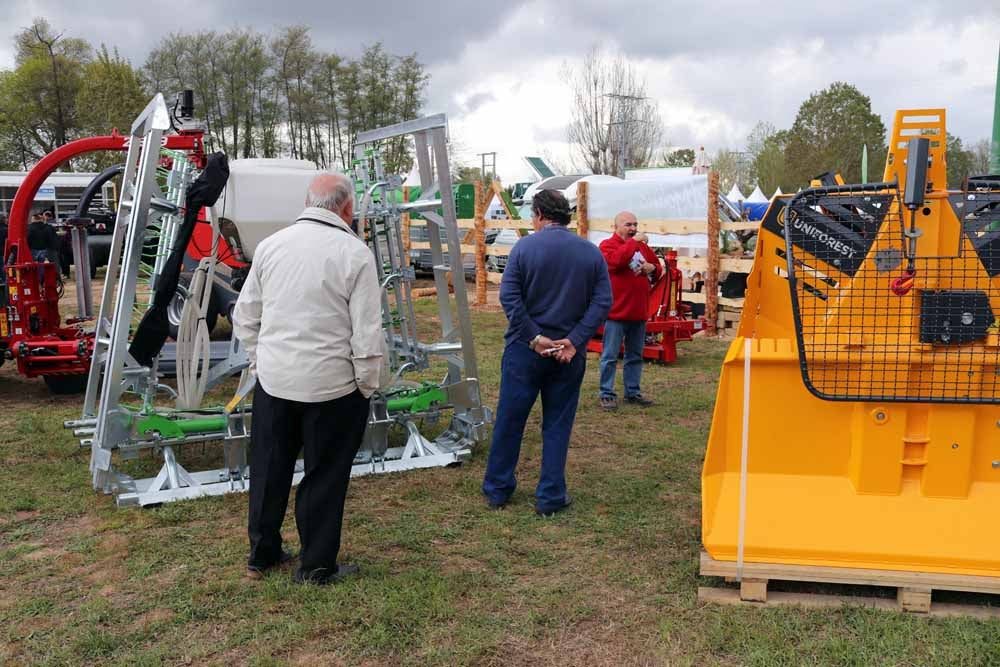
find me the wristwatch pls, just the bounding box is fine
[529,334,542,351]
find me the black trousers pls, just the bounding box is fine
[247,382,370,571]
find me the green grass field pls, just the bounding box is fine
[2,306,1000,666]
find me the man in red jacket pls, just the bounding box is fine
[598,211,661,410]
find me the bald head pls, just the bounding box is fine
[614,211,638,240]
[306,172,354,220]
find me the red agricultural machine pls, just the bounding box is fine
[1,95,209,392]
[588,249,705,363]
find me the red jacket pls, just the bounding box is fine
[600,234,661,321]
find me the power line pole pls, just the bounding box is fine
[477,151,497,184]
[605,93,647,177]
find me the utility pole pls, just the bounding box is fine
[604,93,648,178]
[477,151,497,184]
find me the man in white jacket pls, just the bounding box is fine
[232,171,383,585]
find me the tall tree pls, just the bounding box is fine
[565,48,664,175]
[712,149,739,192]
[140,29,429,169]
[3,18,91,160]
[784,82,886,187]
[945,133,976,188]
[270,26,317,160]
[969,138,992,177]
[76,45,146,136]
[75,45,147,170]
[754,130,790,194]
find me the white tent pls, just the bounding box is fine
[746,185,768,203]
[772,186,784,198]
[625,167,693,182]
[726,184,745,203]
[584,174,710,249]
[562,174,622,209]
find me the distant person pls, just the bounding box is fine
[482,189,612,517]
[27,213,59,268]
[0,214,8,256]
[43,210,70,277]
[597,211,660,410]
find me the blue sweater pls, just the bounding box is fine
[500,224,612,349]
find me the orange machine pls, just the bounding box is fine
[702,109,1000,577]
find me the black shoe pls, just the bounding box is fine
[485,495,508,510]
[624,394,654,407]
[535,495,573,517]
[295,563,360,585]
[246,549,296,580]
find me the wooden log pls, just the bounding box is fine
[706,171,720,336]
[402,186,411,264]
[474,180,487,306]
[587,218,709,234]
[676,256,754,273]
[577,180,589,238]
[408,242,478,253]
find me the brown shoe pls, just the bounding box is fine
[600,396,618,411]
[246,549,296,580]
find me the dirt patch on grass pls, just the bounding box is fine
[133,606,175,628]
[23,545,65,561]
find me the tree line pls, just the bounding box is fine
[663,83,992,194]
[0,19,428,174]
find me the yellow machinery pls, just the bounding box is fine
[702,109,1000,577]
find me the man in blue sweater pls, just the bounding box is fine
[482,189,612,516]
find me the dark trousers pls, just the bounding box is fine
[248,382,369,572]
[482,342,586,512]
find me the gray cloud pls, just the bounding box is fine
[0,0,997,181]
[460,92,497,114]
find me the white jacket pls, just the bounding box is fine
[232,207,384,402]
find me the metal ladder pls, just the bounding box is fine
[75,94,175,491]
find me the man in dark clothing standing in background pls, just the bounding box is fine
[482,189,612,517]
[598,211,661,410]
[27,212,59,270]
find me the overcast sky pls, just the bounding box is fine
[1,0,998,182]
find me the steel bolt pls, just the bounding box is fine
[992,461,1000,469]
[952,443,959,450]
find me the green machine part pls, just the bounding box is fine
[386,384,448,414]
[134,383,448,440]
[135,414,228,440]
[391,184,476,220]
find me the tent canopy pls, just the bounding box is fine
[745,185,768,203]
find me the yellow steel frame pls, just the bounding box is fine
[702,109,1000,576]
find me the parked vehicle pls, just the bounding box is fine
[407,222,477,276]
[485,228,521,274]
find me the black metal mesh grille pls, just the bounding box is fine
[784,180,1000,403]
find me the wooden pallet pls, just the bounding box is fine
[699,551,1000,618]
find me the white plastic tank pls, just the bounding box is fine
[216,159,321,260]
